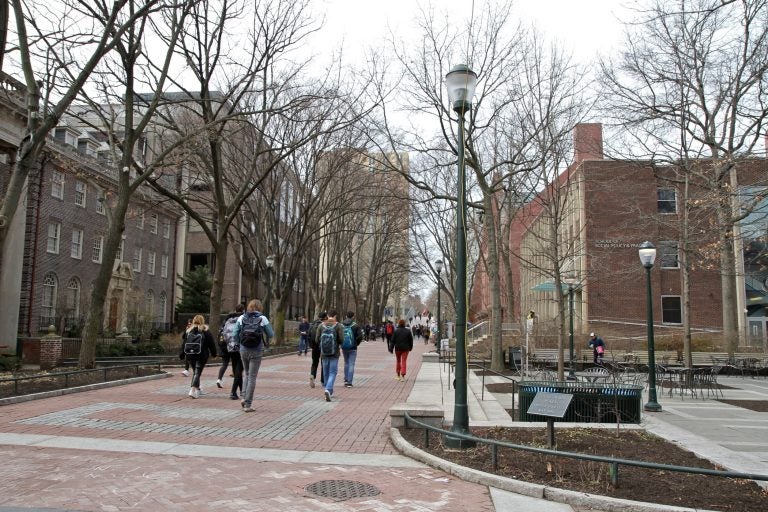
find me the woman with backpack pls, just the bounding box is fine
[179,314,217,398]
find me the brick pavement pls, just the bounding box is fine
[0,337,496,511]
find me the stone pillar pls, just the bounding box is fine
[39,325,62,370]
[116,327,132,344]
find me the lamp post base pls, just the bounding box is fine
[644,401,662,412]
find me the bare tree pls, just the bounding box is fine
[599,0,768,357]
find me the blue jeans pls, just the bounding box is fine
[342,348,357,384]
[298,335,308,354]
[240,348,263,407]
[321,355,339,396]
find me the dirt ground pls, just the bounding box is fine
[400,419,768,511]
[0,366,163,399]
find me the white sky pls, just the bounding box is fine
[318,0,636,66]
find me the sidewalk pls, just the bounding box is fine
[0,340,496,511]
[1,340,766,511]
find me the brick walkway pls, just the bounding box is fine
[0,338,495,511]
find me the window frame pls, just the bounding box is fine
[133,247,143,272]
[51,171,64,199]
[658,240,680,269]
[92,236,104,263]
[147,251,156,275]
[160,254,168,278]
[47,222,61,254]
[657,188,677,214]
[70,228,83,259]
[661,295,683,324]
[74,181,87,207]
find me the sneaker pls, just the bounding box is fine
[241,399,246,408]
[243,407,255,413]
[188,387,195,397]
[309,376,315,389]
[194,389,201,398]
[324,390,331,402]
[229,394,239,400]
[394,375,401,381]
[216,380,223,389]
[182,370,189,377]
[344,382,352,388]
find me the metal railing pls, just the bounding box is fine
[0,363,163,399]
[403,412,768,487]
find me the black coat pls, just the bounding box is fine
[391,327,414,352]
[179,326,218,361]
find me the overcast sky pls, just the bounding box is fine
[318,0,635,66]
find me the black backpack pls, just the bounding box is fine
[184,329,203,355]
[240,312,266,348]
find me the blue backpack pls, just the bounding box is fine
[319,323,337,356]
[342,322,356,350]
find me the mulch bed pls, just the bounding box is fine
[399,426,768,511]
[716,400,768,413]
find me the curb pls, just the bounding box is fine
[0,372,171,406]
[389,427,717,512]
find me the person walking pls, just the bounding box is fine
[217,303,244,389]
[391,319,414,381]
[297,316,310,356]
[341,311,363,388]
[589,332,606,365]
[232,299,274,412]
[385,320,394,346]
[219,304,245,400]
[308,311,327,388]
[181,318,192,376]
[179,314,217,398]
[316,310,344,401]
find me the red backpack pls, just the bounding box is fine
[385,323,393,335]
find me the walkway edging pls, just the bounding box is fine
[389,427,716,512]
[0,372,171,406]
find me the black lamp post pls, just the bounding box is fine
[444,63,478,449]
[566,280,576,380]
[265,254,275,318]
[435,259,444,352]
[639,241,662,412]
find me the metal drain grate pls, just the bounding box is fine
[305,479,381,501]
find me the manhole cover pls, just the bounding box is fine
[305,479,381,501]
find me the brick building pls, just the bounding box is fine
[471,123,768,348]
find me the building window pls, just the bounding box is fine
[42,273,58,322]
[47,223,61,254]
[657,188,677,214]
[92,236,103,263]
[147,251,156,275]
[160,254,168,278]
[66,277,81,318]
[96,194,105,214]
[150,213,158,234]
[51,171,64,199]
[659,241,679,269]
[159,291,167,323]
[137,208,144,229]
[145,290,155,318]
[661,296,683,324]
[70,228,83,259]
[133,248,142,272]
[74,181,87,207]
[163,219,171,239]
[117,236,125,262]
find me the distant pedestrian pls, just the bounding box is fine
[385,321,394,346]
[179,314,217,398]
[391,319,414,381]
[341,311,363,388]
[219,303,245,400]
[308,311,327,388]
[217,303,245,391]
[298,316,310,356]
[232,299,274,412]
[316,309,344,401]
[182,318,192,376]
[589,332,605,365]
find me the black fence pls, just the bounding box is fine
[518,381,643,423]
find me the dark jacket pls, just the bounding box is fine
[392,326,414,352]
[341,319,363,350]
[179,326,217,361]
[315,320,344,358]
[308,318,324,349]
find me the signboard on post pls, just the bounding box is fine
[527,392,574,448]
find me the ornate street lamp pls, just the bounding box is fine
[444,63,478,449]
[435,259,444,352]
[639,241,661,412]
[265,254,275,318]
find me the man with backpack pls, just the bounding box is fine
[218,303,245,400]
[385,321,394,346]
[341,311,363,388]
[231,299,274,412]
[217,304,244,389]
[308,311,327,389]
[315,309,344,401]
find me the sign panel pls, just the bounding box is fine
[527,392,573,418]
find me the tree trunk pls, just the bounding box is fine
[208,235,229,335]
[482,193,504,372]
